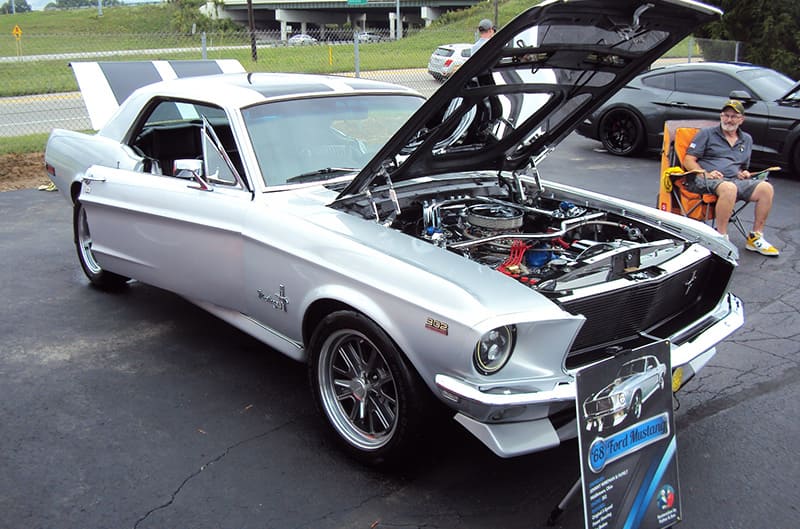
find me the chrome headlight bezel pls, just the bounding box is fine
[473,325,516,375]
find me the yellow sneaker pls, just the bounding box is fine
[746,232,780,256]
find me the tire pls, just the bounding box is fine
[308,310,430,466]
[599,108,645,156]
[73,201,129,290]
[630,391,643,421]
[792,142,800,177]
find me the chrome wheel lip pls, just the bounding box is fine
[77,206,101,275]
[632,393,642,419]
[317,329,399,451]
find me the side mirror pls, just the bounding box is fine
[174,159,203,178]
[174,159,213,191]
[728,89,754,102]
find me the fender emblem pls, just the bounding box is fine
[258,285,288,312]
[425,317,449,336]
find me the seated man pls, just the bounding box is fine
[683,100,779,256]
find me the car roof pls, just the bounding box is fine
[641,61,764,76]
[99,71,421,138]
[437,43,472,50]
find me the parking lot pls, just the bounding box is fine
[1,133,798,529]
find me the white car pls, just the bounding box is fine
[288,33,317,45]
[44,0,740,467]
[357,31,385,43]
[427,43,472,81]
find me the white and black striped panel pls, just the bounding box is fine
[70,59,244,130]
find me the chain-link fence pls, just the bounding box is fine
[0,30,738,138]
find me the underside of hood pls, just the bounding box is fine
[338,0,721,198]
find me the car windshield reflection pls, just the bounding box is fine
[242,94,423,187]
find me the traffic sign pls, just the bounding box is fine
[13,25,22,40]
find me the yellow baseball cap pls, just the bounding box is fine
[722,100,745,114]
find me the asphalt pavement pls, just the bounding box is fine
[1,134,798,529]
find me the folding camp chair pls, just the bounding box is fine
[657,120,749,238]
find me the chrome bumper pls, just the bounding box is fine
[435,292,744,458]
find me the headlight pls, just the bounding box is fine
[612,393,626,407]
[473,325,515,375]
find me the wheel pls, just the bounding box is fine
[599,108,645,156]
[630,391,643,421]
[73,201,128,290]
[308,310,430,466]
[792,142,800,177]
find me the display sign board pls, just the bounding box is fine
[575,341,681,529]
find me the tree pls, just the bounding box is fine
[1,0,32,13]
[168,0,238,34]
[697,0,800,79]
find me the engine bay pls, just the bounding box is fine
[345,173,691,295]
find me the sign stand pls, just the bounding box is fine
[546,477,581,525]
[547,341,682,529]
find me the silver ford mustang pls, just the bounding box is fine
[45,0,742,466]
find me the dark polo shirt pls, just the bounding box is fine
[685,125,752,179]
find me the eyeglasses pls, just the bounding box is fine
[720,113,742,119]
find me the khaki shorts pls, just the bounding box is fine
[687,176,760,202]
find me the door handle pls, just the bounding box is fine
[81,174,106,183]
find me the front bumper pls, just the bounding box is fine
[434,292,744,458]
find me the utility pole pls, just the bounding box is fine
[247,0,258,62]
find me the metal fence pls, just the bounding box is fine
[0,30,738,138]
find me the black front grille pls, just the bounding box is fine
[584,397,612,415]
[562,253,731,368]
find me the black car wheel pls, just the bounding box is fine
[792,142,800,176]
[599,108,645,156]
[73,201,129,290]
[308,310,429,466]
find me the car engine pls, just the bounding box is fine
[389,183,687,295]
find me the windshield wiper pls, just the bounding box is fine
[286,167,356,184]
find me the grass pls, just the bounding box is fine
[1,1,699,97]
[0,132,50,154]
[0,1,530,97]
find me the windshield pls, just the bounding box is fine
[242,94,423,187]
[738,68,795,101]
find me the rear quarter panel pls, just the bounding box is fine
[45,129,141,202]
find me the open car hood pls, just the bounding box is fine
[337,0,721,198]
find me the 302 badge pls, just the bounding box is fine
[425,317,449,335]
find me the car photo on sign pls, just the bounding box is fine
[582,355,667,433]
[44,0,743,467]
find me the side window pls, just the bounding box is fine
[675,71,747,97]
[130,99,243,185]
[641,72,674,91]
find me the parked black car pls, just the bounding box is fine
[576,62,800,174]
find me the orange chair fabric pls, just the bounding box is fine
[658,120,719,221]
